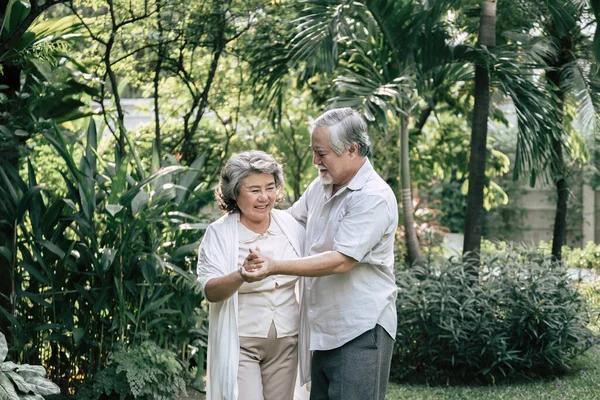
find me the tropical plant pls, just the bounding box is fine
[0,2,99,343]
[0,331,60,400]
[78,341,187,400]
[0,119,211,393]
[538,0,600,261]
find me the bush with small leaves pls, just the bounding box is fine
[77,341,187,400]
[0,331,60,399]
[392,247,595,384]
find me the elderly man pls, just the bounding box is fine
[245,108,399,400]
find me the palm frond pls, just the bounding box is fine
[561,60,600,138]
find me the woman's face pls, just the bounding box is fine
[236,172,277,225]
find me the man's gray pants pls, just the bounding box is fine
[309,324,395,400]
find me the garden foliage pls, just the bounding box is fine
[78,341,186,400]
[0,331,60,400]
[0,119,211,393]
[393,247,594,384]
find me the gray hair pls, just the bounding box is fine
[215,150,284,213]
[312,108,371,157]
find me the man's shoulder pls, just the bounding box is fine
[360,171,396,201]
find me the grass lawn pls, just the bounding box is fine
[183,348,600,400]
[386,346,600,400]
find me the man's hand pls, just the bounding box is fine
[243,248,277,281]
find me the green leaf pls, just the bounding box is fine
[175,152,206,204]
[38,240,66,260]
[72,328,85,345]
[8,372,60,395]
[0,246,12,264]
[0,332,7,363]
[15,186,45,226]
[120,166,184,206]
[107,156,129,204]
[0,372,19,400]
[101,248,116,272]
[20,261,50,286]
[105,204,123,217]
[140,293,175,318]
[131,190,149,216]
[20,394,45,400]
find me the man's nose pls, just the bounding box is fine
[313,154,321,164]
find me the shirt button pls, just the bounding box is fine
[270,306,275,311]
[272,276,277,280]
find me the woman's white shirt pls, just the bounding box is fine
[237,219,299,338]
[196,210,310,400]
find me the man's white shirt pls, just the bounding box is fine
[289,159,399,351]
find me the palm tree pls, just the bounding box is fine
[540,0,600,261]
[252,0,479,265]
[462,1,496,266]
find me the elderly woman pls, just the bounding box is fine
[197,151,310,400]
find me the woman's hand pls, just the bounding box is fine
[243,249,277,281]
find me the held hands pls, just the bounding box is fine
[241,248,275,282]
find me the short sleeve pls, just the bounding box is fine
[333,195,393,262]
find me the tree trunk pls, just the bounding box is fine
[551,140,568,261]
[399,115,423,265]
[546,50,568,262]
[463,0,496,270]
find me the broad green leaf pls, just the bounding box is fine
[105,204,123,217]
[8,365,45,377]
[38,240,66,260]
[0,333,7,363]
[175,152,206,204]
[73,328,85,345]
[0,247,11,264]
[101,248,116,272]
[20,394,45,400]
[107,155,129,204]
[20,261,50,286]
[0,372,19,400]
[10,373,59,395]
[140,293,175,318]
[131,190,149,216]
[120,166,185,206]
[1,361,18,372]
[119,119,145,180]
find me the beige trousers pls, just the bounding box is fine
[238,321,298,400]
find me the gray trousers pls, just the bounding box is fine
[309,324,394,400]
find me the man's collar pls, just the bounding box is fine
[346,158,373,191]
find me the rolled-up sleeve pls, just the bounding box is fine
[333,195,392,262]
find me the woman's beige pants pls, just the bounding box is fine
[238,321,298,400]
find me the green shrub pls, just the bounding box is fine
[482,239,600,271]
[564,241,600,270]
[78,341,187,400]
[580,281,600,333]
[0,331,60,399]
[392,248,595,384]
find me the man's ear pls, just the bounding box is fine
[348,143,358,157]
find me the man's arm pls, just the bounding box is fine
[243,250,357,281]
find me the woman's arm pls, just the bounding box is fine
[204,265,252,303]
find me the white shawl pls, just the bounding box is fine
[197,210,310,400]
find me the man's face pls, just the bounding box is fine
[311,127,355,188]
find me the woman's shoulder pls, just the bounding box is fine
[206,212,237,234]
